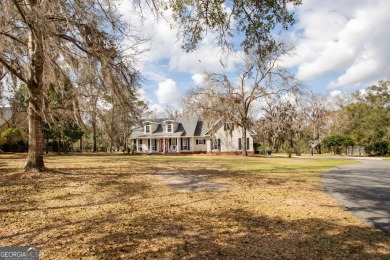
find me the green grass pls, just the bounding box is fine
[0,153,389,259]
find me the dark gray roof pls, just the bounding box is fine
[130,116,256,139]
[175,116,197,136]
[153,124,163,133]
[130,116,207,138]
[129,127,143,138]
[194,120,210,136]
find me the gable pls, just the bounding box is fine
[204,120,257,136]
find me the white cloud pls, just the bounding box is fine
[155,79,180,105]
[118,0,390,101]
[328,57,382,89]
[115,3,246,108]
[191,73,205,85]
[137,88,149,102]
[118,3,240,79]
[137,88,165,115]
[284,0,390,90]
[329,90,343,97]
[168,45,239,74]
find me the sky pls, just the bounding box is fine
[119,0,390,112]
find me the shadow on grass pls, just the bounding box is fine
[163,168,299,188]
[0,165,156,214]
[83,207,389,259]
[1,155,389,259]
[3,196,388,259]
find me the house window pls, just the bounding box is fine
[212,139,220,150]
[224,122,234,131]
[145,123,150,134]
[169,139,176,151]
[196,139,205,145]
[182,138,188,150]
[238,138,250,150]
[167,123,172,133]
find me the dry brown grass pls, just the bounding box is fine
[0,153,389,259]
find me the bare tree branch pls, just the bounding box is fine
[0,56,27,83]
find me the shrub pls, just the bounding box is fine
[322,134,354,155]
[365,141,389,156]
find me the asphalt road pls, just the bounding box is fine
[322,159,390,236]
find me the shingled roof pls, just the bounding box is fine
[130,116,210,138]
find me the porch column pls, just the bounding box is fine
[176,138,179,152]
[149,138,152,152]
[136,139,139,152]
[163,137,165,153]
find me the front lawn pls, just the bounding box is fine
[1,154,389,259]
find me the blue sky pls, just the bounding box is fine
[120,0,390,112]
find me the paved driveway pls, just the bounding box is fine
[322,159,390,236]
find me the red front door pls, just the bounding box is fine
[159,140,168,152]
[159,140,164,152]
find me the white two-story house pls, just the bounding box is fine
[129,116,256,154]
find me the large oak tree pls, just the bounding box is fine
[1,0,142,170]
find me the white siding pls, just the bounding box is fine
[192,137,207,152]
[206,123,254,152]
[132,120,254,153]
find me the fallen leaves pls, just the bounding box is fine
[0,154,389,259]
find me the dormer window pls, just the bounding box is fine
[145,123,150,134]
[224,122,234,131]
[167,122,172,133]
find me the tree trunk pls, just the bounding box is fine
[24,5,45,171]
[25,102,45,170]
[45,138,49,154]
[242,126,248,157]
[314,125,322,154]
[57,133,61,154]
[289,138,295,156]
[92,113,97,152]
[124,132,128,153]
[79,135,83,152]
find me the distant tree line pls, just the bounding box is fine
[253,78,390,156]
[2,74,388,157]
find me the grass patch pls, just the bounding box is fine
[0,153,389,259]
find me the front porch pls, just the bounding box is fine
[133,137,191,153]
